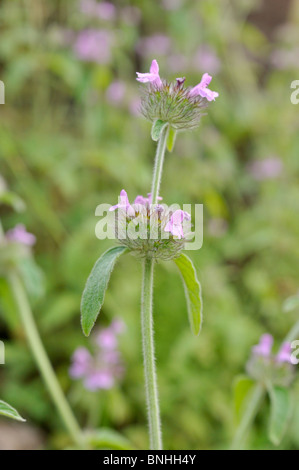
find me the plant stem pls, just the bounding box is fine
[231,383,265,450]
[285,320,299,343]
[8,270,84,448]
[141,257,162,450]
[151,125,169,205]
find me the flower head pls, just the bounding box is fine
[276,342,293,364]
[137,59,218,131]
[108,190,193,260]
[69,319,125,391]
[6,224,36,246]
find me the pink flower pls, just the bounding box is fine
[6,224,36,246]
[164,210,191,239]
[276,342,293,364]
[194,46,221,75]
[109,189,135,216]
[248,157,283,181]
[106,81,126,104]
[252,334,273,358]
[96,328,118,350]
[136,59,162,88]
[84,370,115,390]
[189,73,219,101]
[69,347,92,379]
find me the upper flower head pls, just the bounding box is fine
[189,73,219,101]
[108,190,192,260]
[252,333,273,358]
[136,59,218,131]
[276,342,293,364]
[136,59,162,88]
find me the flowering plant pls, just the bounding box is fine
[80,59,219,449]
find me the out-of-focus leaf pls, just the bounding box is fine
[0,191,26,212]
[283,294,299,313]
[18,257,45,302]
[174,253,202,336]
[268,385,292,446]
[81,246,128,336]
[233,375,256,423]
[0,399,25,422]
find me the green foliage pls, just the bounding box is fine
[151,120,168,142]
[0,399,26,422]
[174,253,203,336]
[233,375,256,423]
[81,246,128,336]
[85,428,134,450]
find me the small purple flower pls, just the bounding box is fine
[69,320,125,391]
[95,1,116,20]
[109,189,135,216]
[189,73,219,101]
[6,224,36,246]
[248,157,283,181]
[252,334,273,358]
[74,29,112,64]
[164,210,191,239]
[136,60,162,88]
[106,81,126,104]
[276,342,293,364]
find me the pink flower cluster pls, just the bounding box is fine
[136,59,219,102]
[69,319,125,391]
[6,224,36,246]
[252,334,293,364]
[74,29,112,64]
[109,189,191,239]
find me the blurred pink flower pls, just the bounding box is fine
[137,35,171,58]
[69,320,125,391]
[6,224,36,246]
[109,189,135,216]
[276,342,293,364]
[136,59,163,88]
[194,46,221,75]
[248,157,283,181]
[189,73,219,101]
[74,29,112,64]
[106,81,126,104]
[80,0,116,20]
[252,334,273,358]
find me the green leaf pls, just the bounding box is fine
[233,375,256,423]
[0,191,26,212]
[151,119,168,142]
[174,253,203,336]
[85,428,134,450]
[268,385,292,446]
[0,400,26,422]
[166,126,177,152]
[81,246,128,336]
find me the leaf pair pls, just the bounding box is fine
[81,247,203,337]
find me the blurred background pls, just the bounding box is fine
[0,0,299,450]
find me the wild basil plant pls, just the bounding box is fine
[81,60,219,449]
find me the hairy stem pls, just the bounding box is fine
[141,258,162,450]
[8,271,83,447]
[151,125,169,205]
[231,383,265,450]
